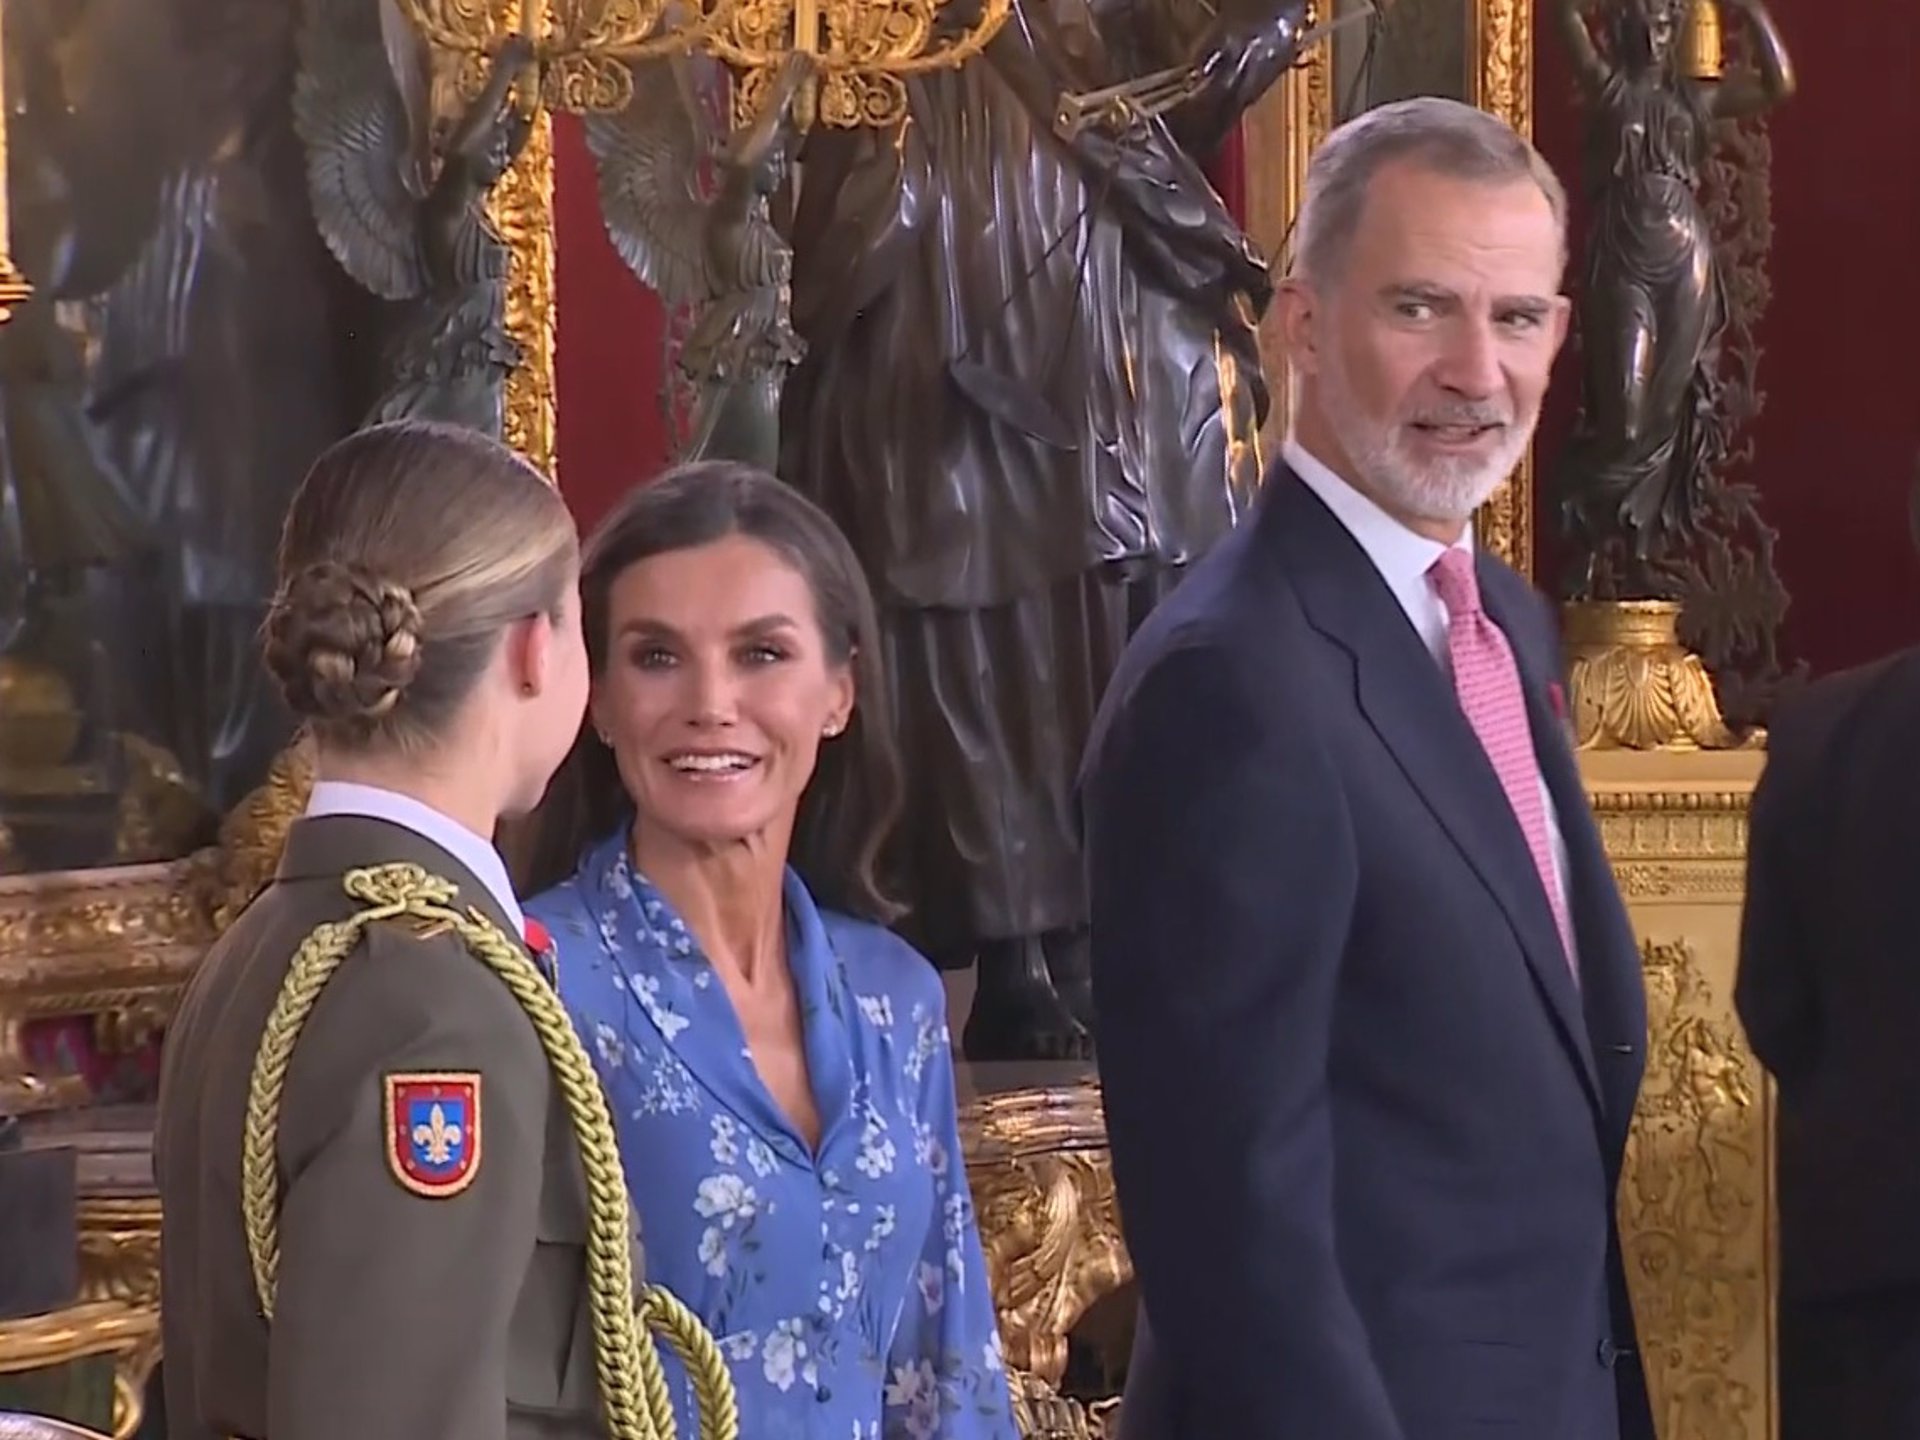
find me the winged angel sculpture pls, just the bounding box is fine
[584,53,815,470]
[292,0,534,436]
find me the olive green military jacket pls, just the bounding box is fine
[157,815,630,1440]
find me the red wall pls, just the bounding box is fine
[1531,3,1920,675]
[553,114,673,536]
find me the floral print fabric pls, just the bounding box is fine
[526,833,1019,1440]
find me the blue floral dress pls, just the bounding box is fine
[525,833,1021,1440]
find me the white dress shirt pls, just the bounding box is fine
[1282,438,1574,933]
[305,780,526,934]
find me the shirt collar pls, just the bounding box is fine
[304,780,525,933]
[1282,436,1472,598]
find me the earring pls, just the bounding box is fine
[824,720,845,738]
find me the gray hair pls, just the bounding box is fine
[1294,96,1569,284]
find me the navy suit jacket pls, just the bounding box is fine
[1735,646,1920,1303]
[1080,469,1653,1440]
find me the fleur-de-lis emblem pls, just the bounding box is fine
[412,1104,464,1166]
[386,1073,482,1198]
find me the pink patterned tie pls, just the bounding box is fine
[1428,549,1576,977]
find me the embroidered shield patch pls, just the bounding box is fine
[384,1072,482,1198]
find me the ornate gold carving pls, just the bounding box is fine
[1565,601,1750,751]
[1622,937,1765,1440]
[963,1079,1130,1387]
[0,1302,157,1374]
[0,259,30,324]
[0,863,212,1112]
[402,0,734,83]
[0,1299,161,1439]
[717,0,1014,130]
[1468,0,1533,576]
[961,1077,1130,1436]
[1009,1370,1119,1440]
[1613,862,1747,901]
[210,735,318,933]
[1471,0,1532,137]
[112,736,213,867]
[1683,0,1726,80]
[76,1199,165,1309]
[1585,771,1755,899]
[493,113,559,478]
[1248,13,1334,453]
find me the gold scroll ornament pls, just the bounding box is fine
[396,0,1013,128]
[713,0,1015,132]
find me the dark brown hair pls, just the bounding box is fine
[263,420,576,753]
[516,461,904,921]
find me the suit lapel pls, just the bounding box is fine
[1260,476,1603,1108]
[1486,576,1647,1138]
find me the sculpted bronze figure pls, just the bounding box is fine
[293,0,533,437]
[3,0,350,842]
[1552,0,1793,601]
[779,0,1309,1059]
[584,53,813,472]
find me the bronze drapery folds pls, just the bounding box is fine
[292,0,537,438]
[582,51,815,474]
[1550,0,1799,732]
[1,0,352,869]
[780,0,1310,1059]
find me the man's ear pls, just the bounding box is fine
[1276,276,1323,379]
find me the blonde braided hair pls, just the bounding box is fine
[240,863,739,1440]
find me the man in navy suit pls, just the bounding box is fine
[1081,97,1654,1440]
[1735,473,1920,1438]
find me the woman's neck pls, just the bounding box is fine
[316,748,502,841]
[633,827,789,987]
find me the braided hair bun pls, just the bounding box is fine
[264,560,425,730]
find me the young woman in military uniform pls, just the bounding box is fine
[154,421,734,1440]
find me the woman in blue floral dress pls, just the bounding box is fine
[521,462,1020,1440]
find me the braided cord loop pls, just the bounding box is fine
[240,862,739,1440]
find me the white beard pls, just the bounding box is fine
[1319,351,1536,526]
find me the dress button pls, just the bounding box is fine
[815,1386,832,1404]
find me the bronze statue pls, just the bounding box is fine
[1552,0,1793,601]
[779,0,1308,1059]
[0,0,162,770]
[3,0,350,840]
[78,0,355,817]
[584,53,813,471]
[293,0,534,437]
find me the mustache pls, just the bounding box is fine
[1402,404,1513,428]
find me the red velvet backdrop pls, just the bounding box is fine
[1531,4,1920,675]
[552,114,1248,535]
